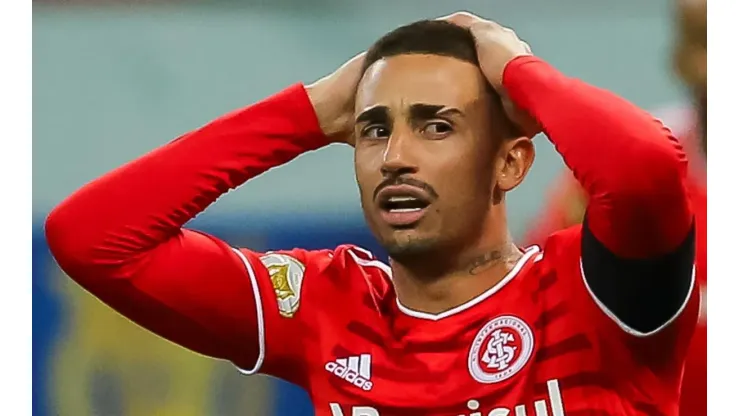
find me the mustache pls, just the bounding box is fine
[373,175,440,201]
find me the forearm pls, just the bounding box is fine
[46,84,326,269]
[503,56,692,258]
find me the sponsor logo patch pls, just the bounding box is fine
[260,253,305,318]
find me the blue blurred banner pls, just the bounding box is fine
[32,215,385,416]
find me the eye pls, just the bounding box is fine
[361,125,391,139]
[422,121,453,138]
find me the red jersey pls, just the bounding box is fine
[45,58,698,416]
[679,180,707,416]
[524,112,707,416]
[235,226,699,416]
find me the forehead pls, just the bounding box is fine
[355,54,488,114]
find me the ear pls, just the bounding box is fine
[495,136,535,192]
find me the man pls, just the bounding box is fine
[46,13,698,415]
[524,1,707,414]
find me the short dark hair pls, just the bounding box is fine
[363,20,479,73]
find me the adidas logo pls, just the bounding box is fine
[324,354,373,391]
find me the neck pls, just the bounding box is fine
[390,223,524,316]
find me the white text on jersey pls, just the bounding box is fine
[329,379,564,416]
[325,354,373,392]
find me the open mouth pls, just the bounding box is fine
[376,186,432,227]
[380,195,431,213]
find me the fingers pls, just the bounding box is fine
[439,11,532,54]
[522,41,532,54]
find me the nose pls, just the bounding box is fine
[381,133,419,177]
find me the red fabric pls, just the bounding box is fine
[223,232,697,416]
[45,84,328,369]
[523,129,707,416]
[680,180,707,416]
[681,314,707,416]
[526,174,707,416]
[504,56,693,259]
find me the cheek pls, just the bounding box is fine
[446,147,493,184]
[439,154,496,209]
[354,148,383,197]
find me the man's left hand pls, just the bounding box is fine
[440,12,540,137]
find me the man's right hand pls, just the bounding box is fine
[306,53,366,146]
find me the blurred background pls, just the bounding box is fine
[33,0,688,415]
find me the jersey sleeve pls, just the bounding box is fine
[542,227,700,360]
[47,219,357,386]
[522,103,698,249]
[232,247,332,382]
[43,84,335,385]
[504,56,696,336]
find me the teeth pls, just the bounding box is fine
[389,208,422,213]
[388,196,418,203]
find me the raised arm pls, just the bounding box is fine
[502,57,694,336]
[45,53,364,371]
[44,85,328,369]
[446,12,695,335]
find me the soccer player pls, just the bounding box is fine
[45,13,698,416]
[523,1,707,414]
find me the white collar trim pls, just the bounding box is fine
[396,246,541,321]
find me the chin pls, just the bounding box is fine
[381,230,439,259]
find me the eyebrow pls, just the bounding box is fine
[408,103,462,120]
[355,106,390,125]
[355,103,463,125]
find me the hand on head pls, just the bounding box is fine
[439,12,541,138]
[438,12,532,89]
[306,12,541,147]
[305,52,367,146]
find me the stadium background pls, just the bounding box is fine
[33,0,686,414]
